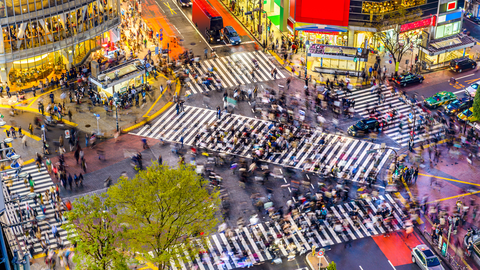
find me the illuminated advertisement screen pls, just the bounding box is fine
[294,0,350,26]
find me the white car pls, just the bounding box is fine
[411,244,444,270]
[465,80,479,97]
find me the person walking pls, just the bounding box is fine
[22,134,27,147]
[81,158,87,173]
[28,123,33,136]
[5,129,9,138]
[413,167,419,183]
[217,106,221,120]
[67,174,73,190]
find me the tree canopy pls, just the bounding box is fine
[107,162,221,269]
[374,8,422,72]
[473,92,480,121]
[65,194,128,270]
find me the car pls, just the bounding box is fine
[411,244,444,270]
[457,107,478,123]
[424,91,457,109]
[177,0,192,7]
[465,80,479,97]
[394,73,424,87]
[347,118,379,136]
[450,57,477,72]
[222,26,241,45]
[444,98,473,115]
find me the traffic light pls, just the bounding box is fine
[160,33,163,41]
[353,57,358,62]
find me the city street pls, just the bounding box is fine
[1,0,480,269]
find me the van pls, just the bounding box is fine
[450,57,477,72]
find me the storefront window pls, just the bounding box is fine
[435,21,460,39]
[362,0,425,14]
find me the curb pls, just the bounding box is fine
[123,78,181,133]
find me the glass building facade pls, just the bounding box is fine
[0,0,120,85]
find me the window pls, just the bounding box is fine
[435,25,445,39]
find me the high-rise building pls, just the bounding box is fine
[0,0,121,85]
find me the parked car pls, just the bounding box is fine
[347,118,379,136]
[465,80,479,97]
[457,107,478,123]
[424,91,457,109]
[394,73,424,87]
[450,57,477,72]
[411,244,444,270]
[444,98,473,115]
[222,26,241,45]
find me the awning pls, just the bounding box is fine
[295,25,348,33]
[419,34,476,56]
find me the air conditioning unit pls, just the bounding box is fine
[98,74,106,81]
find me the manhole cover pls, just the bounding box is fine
[85,124,91,128]
[190,42,196,46]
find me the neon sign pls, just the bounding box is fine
[400,16,436,33]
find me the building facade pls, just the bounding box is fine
[0,0,121,85]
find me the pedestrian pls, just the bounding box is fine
[28,123,33,135]
[74,148,80,164]
[217,106,221,119]
[180,136,184,148]
[45,158,52,174]
[5,129,9,138]
[344,233,352,248]
[408,138,414,152]
[158,155,163,165]
[68,110,72,122]
[10,127,16,138]
[85,134,89,148]
[22,135,27,147]
[204,48,208,59]
[413,167,419,183]
[81,158,87,173]
[176,102,180,115]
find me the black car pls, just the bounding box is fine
[394,73,424,87]
[347,118,379,136]
[177,0,192,7]
[444,98,473,115]
[450,57,477,72]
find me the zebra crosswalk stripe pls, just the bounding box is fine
[171,198,403,270]
[131,105,393,184]
[339,85,446,147]
[185,51,285,94]
[1,165,70,254]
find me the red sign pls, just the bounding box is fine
[294,0,350,27]
[400,16,436,33]
[447,1,457,11]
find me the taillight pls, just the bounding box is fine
[456,65,459,69]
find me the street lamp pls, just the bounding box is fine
[305,40,310,79]
[113,92,120,132]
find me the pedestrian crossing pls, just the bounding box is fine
[0,164,70,255]
[169,195,405,269]
[184,51,286,95]
[131,105,393,183]
[339,85,459,147]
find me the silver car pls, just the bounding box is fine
[411,244,444,270]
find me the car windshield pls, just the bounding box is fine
[426,257,440,267]
[472,83,479,90]
[355,121,366,129]
[449,100,460,108]
[465,110,473,117]
[229,31,238,37]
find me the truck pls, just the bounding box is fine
[192,0,223,43]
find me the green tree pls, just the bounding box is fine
[473,92,480,121]
[327,261,337,270]
[107,163,221,269]
[64,194,128,270]
[374,8,422,73]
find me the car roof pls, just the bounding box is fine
[225,26,235,31]
[422,249,435,257]
[451,57,470,62]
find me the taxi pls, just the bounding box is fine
[411,244,444,270]
[443,98,473,115]
[424,91,457,109]
[457,107,478,123]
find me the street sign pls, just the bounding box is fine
[65,130,70,139]
[357,48,362,53]
[317,250,324,256]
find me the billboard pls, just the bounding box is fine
[294,0,350,26]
